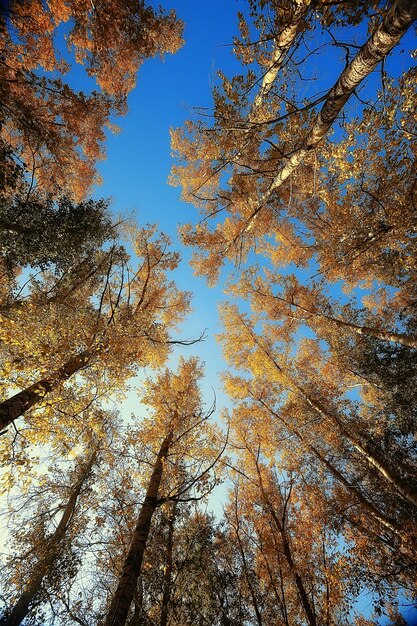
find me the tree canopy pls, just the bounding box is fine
[1,1,416,625]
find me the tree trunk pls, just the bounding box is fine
[280,530,317,626]
[0,349,92,432]
[310,444,408,540]
[253,392,409,542]
[240,309,417,509]
[244,0,417,232]
[159,502,177,626]
[0,449,97,626]
[324,314,417,349]
[231,502,263,626]
[126,580,146,626]
[105,433,173,626]
[0,221,33,235]
[299,388,417,509]
[259,288,417,348]
[250,0,311,119]
[245,314,417,509]
[253,463,317,626]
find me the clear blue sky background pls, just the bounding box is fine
[93,1,246,413]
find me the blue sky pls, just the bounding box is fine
[91,1,246,413]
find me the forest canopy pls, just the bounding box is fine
[0,1,416,625]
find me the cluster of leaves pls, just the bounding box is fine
[170,0,417,623]
[0,0,184,198]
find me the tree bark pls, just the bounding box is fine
[159,502,177,626]
[325,315,417,349]
[0,349,92,432]
[105,433,173,626]
[243,0,417,233]
[250,0,311,120]
[0,449,97,626]
[253,392,409,542]
[258,288,417,348]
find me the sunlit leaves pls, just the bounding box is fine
[1,0,184,198]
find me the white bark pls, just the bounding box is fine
[243,0,417,233]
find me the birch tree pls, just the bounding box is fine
[171,0,416,283]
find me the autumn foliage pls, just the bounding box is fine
[0,0,184,199]
[1,1,417,625]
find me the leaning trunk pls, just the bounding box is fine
[245,313,417,508]
[0,349,92,432]
[255,393,408,542]
[264,290,417,348]
[244,0,417,232]
[299,388,417,509]
[250,0,311,118]
[105,432,173,626]
[0,450,97,626]
[334,317,417,349]
[232,511,263,626]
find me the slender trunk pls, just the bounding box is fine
[255,528,288,623]
[250,0,311,119]
[105,433,173,626]
[159,502,177,626]
[310,441,417,553]
[224,0,311,195]
[260,288,417,348]
[0,450,97,626]
[233,519,263,626]
[311,444,407,539]
[253,391,408,541]
[280,529,317,626]
[253,464,317,626]
[244,0,417,232]
[298,389,417,509]
[324,315,417,349]
[278,566,290,626]
[0,349,92,432]
[321,536,330,626]
[242,313,417,509]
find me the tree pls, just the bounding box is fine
[0,226,190,434]
[0,443,101,625]
[170,0,416,283]
[220,305,417,508]
[74,505,249,626]
[0,192,116,275]
[0,0,184,198]
[104,358,223,626]
[224,410,354,626]
[219,304,417,613]
[105,432,173,626]
[239,271,417,349]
